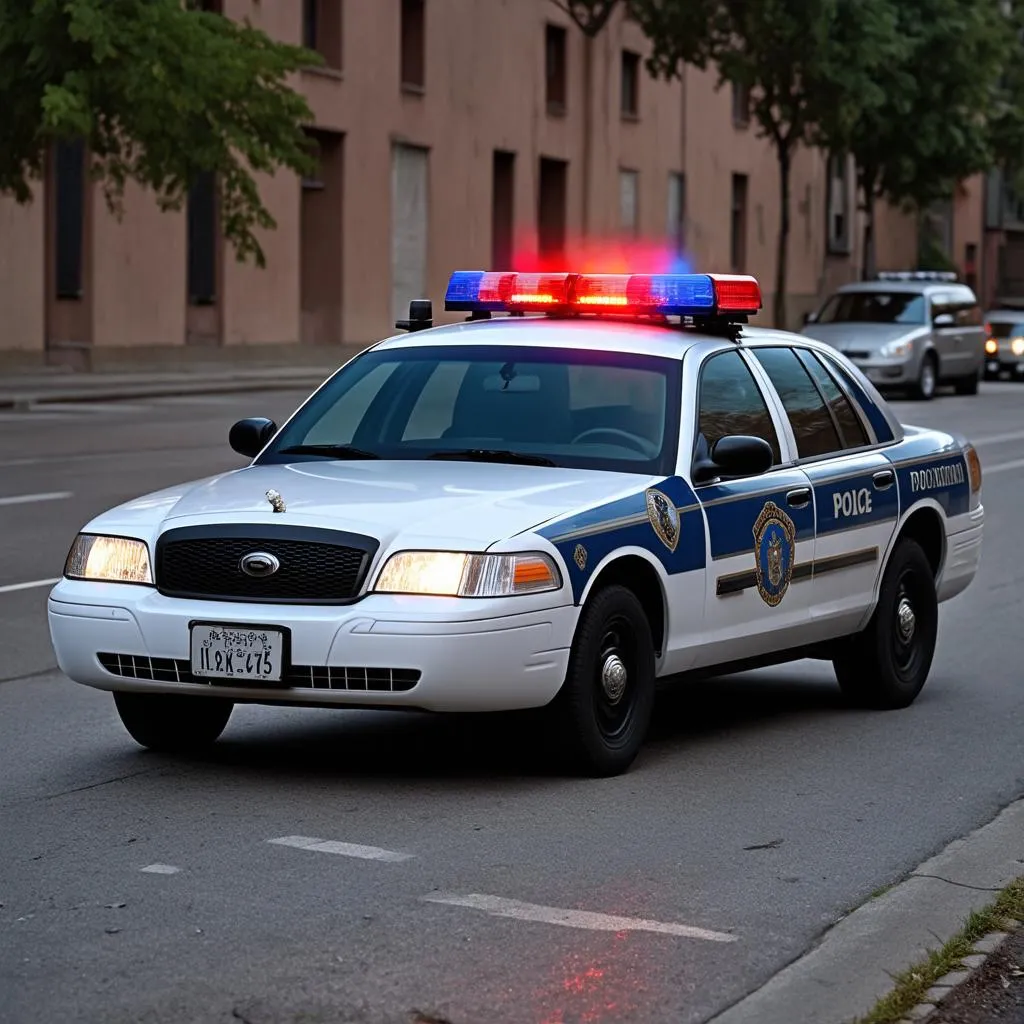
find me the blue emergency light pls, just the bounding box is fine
[443,270,762,318]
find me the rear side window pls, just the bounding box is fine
[696,350,781,464]
[795,350,870,448]
[751,347,842,459]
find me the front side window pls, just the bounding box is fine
[816,291,926,325]
[752,347,842,459]
[695,351,781,466]
[260,344,680,475]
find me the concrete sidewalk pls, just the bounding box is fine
[0,359,353,409]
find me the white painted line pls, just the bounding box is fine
[972,430,1024,447]
[984,457,1024,476]
[422,893,738,942]
[0,577,60,595]
[140,863,181,875]
[267,835,414,863]
[0,491,72,507]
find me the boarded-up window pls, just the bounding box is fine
[391,144,429,325]
[620,169,638,236]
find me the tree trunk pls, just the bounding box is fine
[774,144,792,330]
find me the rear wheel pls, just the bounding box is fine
[832,539,938,709]
[548,585,655,777]
[912,353,938,401]
[113,691,233,752]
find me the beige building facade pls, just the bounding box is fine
[0,0,986,370]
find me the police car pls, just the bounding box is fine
[48,269,985,776]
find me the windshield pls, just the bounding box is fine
[816,291,926,325]
[987,321,1024,338]
[259,344,680,474]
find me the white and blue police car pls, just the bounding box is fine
[48,269,985,776]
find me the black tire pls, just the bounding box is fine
[113,691,233,752]
[912,352,938,400]
[548,585,656,777]
[832,539,938,709]
[954,370,980,395]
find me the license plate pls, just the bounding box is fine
[190,624,284,682]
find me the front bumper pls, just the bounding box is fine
[47,580,576,713]
[985,353,1024,378]
[848,356,917,387]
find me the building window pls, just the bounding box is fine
[187,171,217,306]
[668,172,685,255]
[492,151,515,270]
[54,139,86,300]
[539,157,568,261]
[827,153,852,255]
[620,169,638,236]
[545,24,567,115]
[731,81,750,127]
[730,173,748,273]
[621,50,640,118]
[401,0,425,91]
[303,1,342,70]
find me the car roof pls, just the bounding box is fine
[833,279,955,295]
[371,315,807,358]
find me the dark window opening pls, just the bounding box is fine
[187,171,217,306]
[539,157,568,262]
[300,130,344,346]
[731,81,750,126]
[752,347,843,459]
[401,0,425,90]
[303,0,342,69]
[730,173,748,273]
[545,24,567,114]
[492,151,515,270]
[696,351,781,466]
[54,139,86,300]
[621,50,640,118]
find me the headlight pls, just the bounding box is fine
[64,534,153,584]
[985,338,999,355]
[880,338,912,358]
[374,551,562,597]
[1012,337,1024,357]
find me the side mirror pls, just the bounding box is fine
[229,417,277,458]
[803,310,818,325]
[693,434,774,484]
[933,312,955,328]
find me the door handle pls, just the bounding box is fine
[786,487,811,508]
[872,470,895,490]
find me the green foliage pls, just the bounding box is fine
[0,0,322,266]
[988,2,1024,196]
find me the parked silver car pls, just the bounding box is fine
[983,307,1024,380]
[801,272,985,400]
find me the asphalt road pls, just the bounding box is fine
[2,383,1023,1024]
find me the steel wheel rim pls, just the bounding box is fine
[921,360,936,397]
[594,616,638,741]
[891,572,926,678]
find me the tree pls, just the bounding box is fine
[627,0,899,329]
[550,1,621,237]
[0,0,321,266]
[823,0,1011,279]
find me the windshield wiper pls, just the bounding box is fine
[277,443,380,460]
[428,448,556,467]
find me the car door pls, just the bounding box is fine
[930,291,966,377]
[748,345,899,639]
[688,348,817,670]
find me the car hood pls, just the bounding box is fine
[83,459,656,552]
[800,322,927,350]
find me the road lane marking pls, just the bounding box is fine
[267,836,414,863]
[973,430,1024,447]
[140,864,181,875]
[422,893,738,942]
[984,457,1024,476]
[0,578,60,595]
[0,491,72,507]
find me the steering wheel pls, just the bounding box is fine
[571,427,651,454]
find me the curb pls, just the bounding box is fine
[896,918,1022,1023]
[0,374,332,410]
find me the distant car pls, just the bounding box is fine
[801,272,985,400]
[48,269,985,776]
[983,308,1024,380]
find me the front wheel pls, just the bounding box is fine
[548,585,655,777]
[113,691,233,752]
[912,353,938,401]
[832,539,938,709]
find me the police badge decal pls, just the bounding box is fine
[752,501,796,607]
[645,488,680,553]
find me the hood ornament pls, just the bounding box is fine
[265,488,286,513]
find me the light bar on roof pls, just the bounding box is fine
[443,270,762,318]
